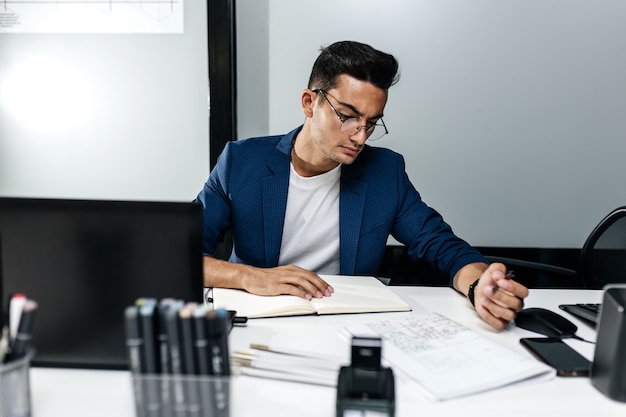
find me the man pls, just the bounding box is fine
[196,40,528,330]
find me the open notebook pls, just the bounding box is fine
[210,275,412,318]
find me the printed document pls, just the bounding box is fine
[343,312,555,401]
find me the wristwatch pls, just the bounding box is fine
[467,278,481,307]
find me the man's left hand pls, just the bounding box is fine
[473,263,529,329]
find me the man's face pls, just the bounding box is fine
[310,74,388,165]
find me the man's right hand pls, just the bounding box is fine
[203,256,334,300]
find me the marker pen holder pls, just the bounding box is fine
[0,350,34,417]
[131,373,231,417]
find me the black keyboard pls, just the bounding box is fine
[558,303,601,325]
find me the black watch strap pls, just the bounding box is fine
[467,278,481,307]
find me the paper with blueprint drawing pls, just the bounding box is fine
[343,312,555,401]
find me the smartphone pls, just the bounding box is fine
[520,337,591,377]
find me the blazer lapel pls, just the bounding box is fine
[261,132,294,266]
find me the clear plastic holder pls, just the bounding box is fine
[131,373,231,417]
[0,350,34,417]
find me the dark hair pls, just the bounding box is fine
[307,41,400,91]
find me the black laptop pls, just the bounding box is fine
[0,197,204,369]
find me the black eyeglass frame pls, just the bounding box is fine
[312,89,389,141]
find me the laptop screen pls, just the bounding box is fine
[0,197,204,369]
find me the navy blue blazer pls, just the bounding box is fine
[196,126,487,285]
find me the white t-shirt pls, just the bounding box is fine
[278,163,341,274]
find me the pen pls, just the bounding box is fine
[1,325,10,364]
[0,292,8,363]
[193,305,215,417]
[179,302,201,417]
[164,301,187,417]
[138,299,162,417]
[164,301,185,376]
[158,299,178,375]
[193,305,212,375]
[125,305,145,374]
[206,309,230,417]
[9,293,27,342]
[179,303,198,376]
[139,299,159,374]
[8,299,37,360]
[490,271,515,296]
[125,305,147,417]
[158,299,178,417]
[207,309,230,376]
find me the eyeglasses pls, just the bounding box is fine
[313,89,388,141]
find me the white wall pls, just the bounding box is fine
[237,0,626,248]
[0,1,209,202]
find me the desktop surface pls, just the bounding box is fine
[28,287,626,417]
[0,197,204,369]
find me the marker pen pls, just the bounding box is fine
[9,299,37,360]
[9,293,27,342]
[193,305,211,375]
[139,300,159,374]
[0,326,9,363]
[164,301,187,417]
[193,305,215,416]
[138,300,162,417]
[179,303,201,417]
[206,309,230,376]
[124,305,147,417]
[179,303,198,376]
[206,308,231,417]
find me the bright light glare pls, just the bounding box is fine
[1,59,93,132]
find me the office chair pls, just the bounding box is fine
[487,206,626,289]
[579,206,626,289]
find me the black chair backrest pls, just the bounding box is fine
[580,206,626,289]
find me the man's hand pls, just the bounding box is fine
[473,263,529,329]
[203,256,334,300]
[241,264,334,300]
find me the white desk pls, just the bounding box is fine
[29,287,626,417]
